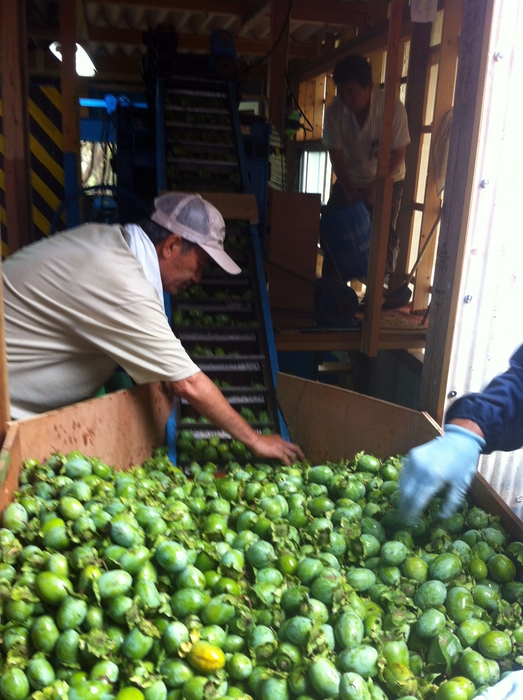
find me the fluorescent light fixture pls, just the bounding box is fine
[49,41,97,77]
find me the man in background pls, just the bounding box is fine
[323,54,410,281]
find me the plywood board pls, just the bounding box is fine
[266,264,315,313]
[471,474,523,542]
[266,191,321,282]
[278,372,523,540]
[0,383,172,509]
[277,372,442,462]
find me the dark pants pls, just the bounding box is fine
[321,179,404,279]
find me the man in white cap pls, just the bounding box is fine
[3,192,303,465]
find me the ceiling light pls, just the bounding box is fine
[49,42,97,77]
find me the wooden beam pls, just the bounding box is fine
[85,0,245,15]
[361,0,404,357]
[295,11,413,82]
[412,0,464,311]
[29,50,270,84]
[240,0,270,30]
[0,0,34,253]
[419,0,495,421]
[312,75,325,141]
[28,25,317,59]
[291,0,368,25]
[268,0,290,138]
[60,0,81,228]
[323,32,336,54]
[390,21,432,291]
[274,329,427,352]
[84,0,368,25]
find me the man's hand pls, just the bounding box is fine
[476,671,523,699]
[248,433,304,465]
[328,149,360,203]
[399,424,485,521]
[172,372,304,465]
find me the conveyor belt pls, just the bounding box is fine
[156,76,286,464]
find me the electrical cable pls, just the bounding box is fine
[285,72,314,132]
[242,0,294,74]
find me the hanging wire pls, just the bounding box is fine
[242,0,294,74]
[285,72,314,132]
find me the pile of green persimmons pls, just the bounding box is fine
[0,450,522,700]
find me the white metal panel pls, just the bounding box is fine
[445,0,523,517]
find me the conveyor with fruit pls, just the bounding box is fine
[156,76,287,465]
[157,75,248,194]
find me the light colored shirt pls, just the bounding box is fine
[3,223,200,418]
[323,88,411,188]
[123,223,165,311]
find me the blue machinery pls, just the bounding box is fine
[154,75,289,446]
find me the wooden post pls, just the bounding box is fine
[420,0,495,421]
[390,21,432,291]
[412,0,464,310]
[0,0,33,253]
[60,0,81,227]
[0,257,10,445]
[361,0,404,357]
[312,75,325,141]
[268,0,291,140]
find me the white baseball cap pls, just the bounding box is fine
[151,192,241,275]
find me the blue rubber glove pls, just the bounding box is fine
[476,671,523,699]
[399,424,485,521]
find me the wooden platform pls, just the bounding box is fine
[272,307,427,352]
[275,327,427,352]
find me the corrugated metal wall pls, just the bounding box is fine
[445,0,523,517]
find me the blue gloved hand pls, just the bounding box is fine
[476,671,523,699]
[399,424,485,521]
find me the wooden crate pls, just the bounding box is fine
[265,191,321,314]
[277,373,523,542]
[0,374,522,541]
[0,383,172,510]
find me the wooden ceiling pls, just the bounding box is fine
[25,0,372,83]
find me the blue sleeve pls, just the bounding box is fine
[445,345,523,453]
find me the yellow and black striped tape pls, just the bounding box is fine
[0,85,65,256]
[28,85,65,239]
